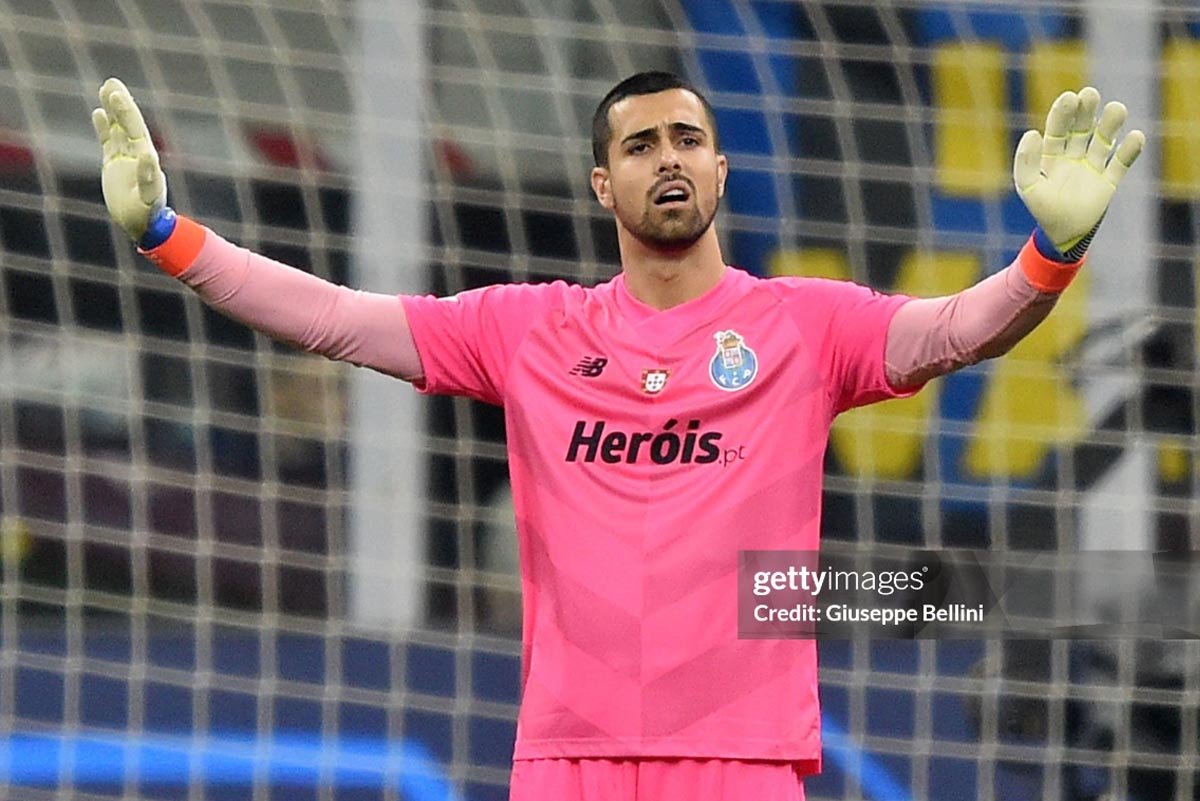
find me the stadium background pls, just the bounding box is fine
[0,0,1196,799]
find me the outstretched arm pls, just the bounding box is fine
[884,86,1144,391]
[92,78,424,381]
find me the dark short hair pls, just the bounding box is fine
[591,71,720,167]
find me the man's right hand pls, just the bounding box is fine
[91,77,168,243]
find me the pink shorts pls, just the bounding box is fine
[509,759,807,801]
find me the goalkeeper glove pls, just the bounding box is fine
[91,77,176,248]
[1014,86,1145,262]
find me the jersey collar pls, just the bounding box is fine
[611,265,746,328]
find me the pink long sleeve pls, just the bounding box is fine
[884,238,1080,390]
[155,220,424,381]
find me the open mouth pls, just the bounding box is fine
[653,181,692,206]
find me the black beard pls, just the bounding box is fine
[618,188,719,250]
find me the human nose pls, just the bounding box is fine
[657,142,682,173]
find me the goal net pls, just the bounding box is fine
[0,0,1196,799]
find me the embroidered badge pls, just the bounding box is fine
[641,369,670,394]
[708,330,758,392]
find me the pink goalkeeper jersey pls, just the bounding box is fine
[401,266,915,770]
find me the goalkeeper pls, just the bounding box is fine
[93,73,1142,800]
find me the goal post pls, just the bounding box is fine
[349,0,426,631]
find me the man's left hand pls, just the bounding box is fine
[1014,87,1145,261]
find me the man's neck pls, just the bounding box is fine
[618,227,727,311]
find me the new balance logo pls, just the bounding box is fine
[570,356,608,378]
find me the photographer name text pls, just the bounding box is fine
[753,603,985,625]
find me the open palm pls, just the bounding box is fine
[1014,87,1144,259]
[91,77,166,240]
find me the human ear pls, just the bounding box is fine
[591,166,614,210]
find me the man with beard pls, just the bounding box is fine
[93,71,1142,800]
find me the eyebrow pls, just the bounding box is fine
[619,122,707,147]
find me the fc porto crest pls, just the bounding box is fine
[709,329,758,391]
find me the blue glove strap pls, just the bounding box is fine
[1033,226,1071,263]
[138,206,177,250]
[1033,218,1102,264]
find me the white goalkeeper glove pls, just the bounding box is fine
[1014,86,1145,261]
[91,77,175,247]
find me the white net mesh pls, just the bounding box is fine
[0,1,1197,800]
